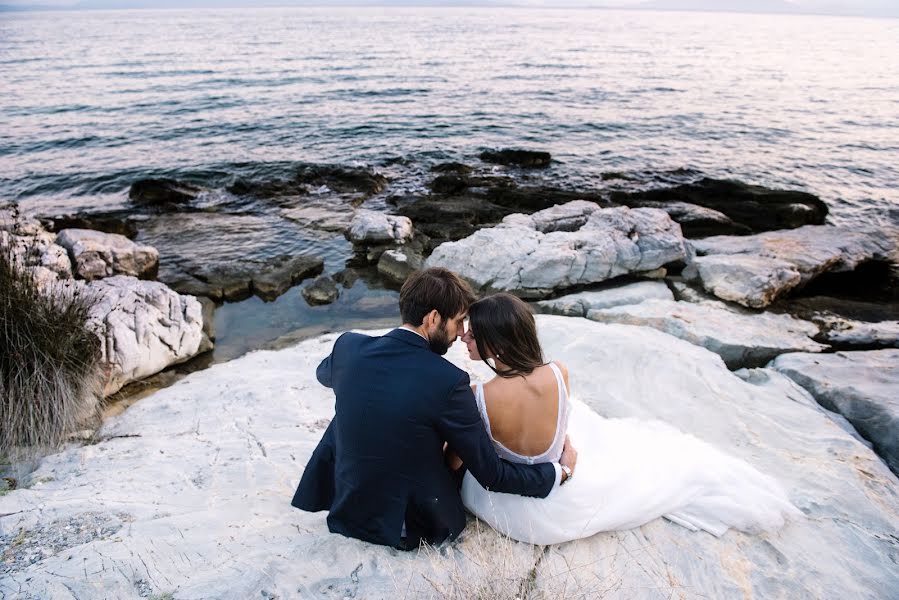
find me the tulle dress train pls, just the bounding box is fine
[461,365,800,545]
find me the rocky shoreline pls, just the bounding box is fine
[5,149,899,471]
[2,151,898,596]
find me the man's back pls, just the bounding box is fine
[292,329,473,548]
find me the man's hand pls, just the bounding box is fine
[560,435,578,480]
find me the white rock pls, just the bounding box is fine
[1,229,73,279]
[56,228,159,281]
[770,349,899,475]
[347,209,413,245]
[586,298,826,368]
[685,225,898,308]
[684,253,802,308]
[0,204,43,236]
[85,276,205,396]
[1,317,896,598]
[537,281,674,316]
[427,203,686,298]
[815,316,899,348]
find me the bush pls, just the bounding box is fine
[0,236,104,454]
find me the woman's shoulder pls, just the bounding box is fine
[549,360,570,394]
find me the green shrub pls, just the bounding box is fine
[0,237,104,453]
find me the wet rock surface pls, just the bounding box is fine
[771,349,899,475]
[129,178,205,206]
[479,148,552,168]
[377,247,422,285]
[167,253,324,302]
[611,177,828,235]
[227,164,387,199]
[301,275,340,305]
[427,202,686,298]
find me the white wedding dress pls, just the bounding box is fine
[461,363,801,544]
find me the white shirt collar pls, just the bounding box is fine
[398,325,428,341]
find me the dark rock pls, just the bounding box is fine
[610,178,828,235]
[333,268,360,289]
[479,149,552,168]
[294,165,387,195]
[252,255,325,301]
[483,185,605,212]
[41,214,138,239]
[129,178,204,206]
[166,255,324,302]
[429,175,469,195]
[377,248,423,285]
[302,276,340,305]
[601,172,634,181]
[430,162,473,175]
[391,195,510,249]
[226,178,308,199]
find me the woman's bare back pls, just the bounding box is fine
[480,362,570,458]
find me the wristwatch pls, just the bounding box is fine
[560,464,573,485]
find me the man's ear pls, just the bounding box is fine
[423,309,441,329]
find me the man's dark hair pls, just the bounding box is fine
[399,267,476,326]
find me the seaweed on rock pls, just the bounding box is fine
[0,239,104,453]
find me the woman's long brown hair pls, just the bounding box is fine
[468,293,545,378]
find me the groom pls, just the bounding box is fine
[291,267,576,550]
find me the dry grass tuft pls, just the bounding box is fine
[389,518,633,600]
[0,225,104,455]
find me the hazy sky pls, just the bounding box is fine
[2,0,897,18]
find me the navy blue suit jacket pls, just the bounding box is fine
[290,328,556,549]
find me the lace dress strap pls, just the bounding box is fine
[474,383,495,439]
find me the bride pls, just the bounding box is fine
[454,293,800,545]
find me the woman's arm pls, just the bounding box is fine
[556,361,571,396]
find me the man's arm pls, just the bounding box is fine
[437,374,557,498]
[316,353,333,389]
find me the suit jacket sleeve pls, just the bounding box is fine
[316,353,333,389]
[437,373,555,498]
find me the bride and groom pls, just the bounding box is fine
[291,267,799,549]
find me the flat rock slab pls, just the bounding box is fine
[814,316,899,349]
[426,202,686,298]
[56,228,158,281]
[537,281,674,317]
[685,225,898,308]
[770,349,899,475]
[167,254,324,302]
[586,299,826,369]
[2,317,897,599]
